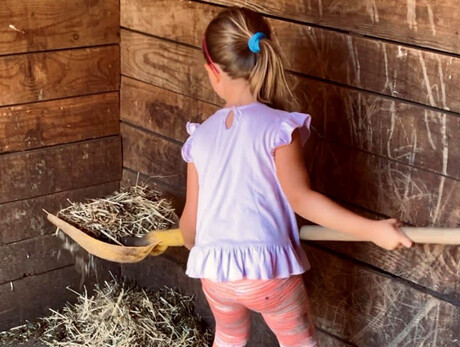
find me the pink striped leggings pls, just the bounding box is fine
[201,275,317,347]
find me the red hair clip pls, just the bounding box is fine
[202,34,219,75]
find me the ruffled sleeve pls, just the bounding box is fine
[273,112,311,149]
[181,122,201,163]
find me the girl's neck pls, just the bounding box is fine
[223,79,258,108]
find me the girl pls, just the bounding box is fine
[179,7,412,347]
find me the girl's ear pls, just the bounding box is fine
[204,63,220,82]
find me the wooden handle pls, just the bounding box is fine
[300,225,460,244]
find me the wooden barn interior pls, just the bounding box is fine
[1,0,459,345]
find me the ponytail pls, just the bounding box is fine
[250,37,297,111]
[204,7,297,111]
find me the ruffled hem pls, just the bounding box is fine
[274,112,311,148]
[186,243,310,282]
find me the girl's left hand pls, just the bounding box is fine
[370,219,413,250]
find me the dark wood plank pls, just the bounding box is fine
[208,0,460,55]
[306,135,460,228]
[0,266,82,331]
[0,92,119,153]
[0,182,119,245]
[121,123,185,187]
[302,244,459,346]
[295,78,460,180]
[0,136,122,204]
[313,239,460,303]
[120,3,460,112]
[0,45,120,107]
[121,77,218,142]
[0,0,119,55]
[120,30,221,106]
[0,235,74,284]
[0,260,120,331]
[276,19,460,113]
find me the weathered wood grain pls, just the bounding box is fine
[275,20,460,113]
[302,244,459,346]
[121,0,217,47]
[121,77,218,142]
[0,235,74,284]
[122,71,459,180]
[0,92,119,153]
[314,240,460,303]
[208,0,460,55]
[121,123,185,187]
[0,182,119,245]
[0,266,82,331]
[0,45,120,107]
[121,2,460,113]
[295,78,460,180]
[0,0,119,55]
[0,261,120,331]
[0,136,122,204]
[306,136,460,228]
[121,30,221,106]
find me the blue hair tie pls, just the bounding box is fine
[248,32,266,53]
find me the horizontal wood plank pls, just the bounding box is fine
[121,123,185,187]
[306,136,460,228]
[0,182,119,245]
[302,244,459,346]
[0,92,119,153]
[0,136,122,204]
[120,3,460,113]
[0,45,120,107]
[0,260,120,331]
[0,0,119,55]
[313,239,460,303]
[121,77,218,142]
[0,266,82,331]
[0,235,74,284]
[295,78,460,180]
[121,30,222,105]
[207,0,460,55]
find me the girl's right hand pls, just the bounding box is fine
[370,219,413,250]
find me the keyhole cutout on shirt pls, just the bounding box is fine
[225,110,235,130]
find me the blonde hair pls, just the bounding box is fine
[204,7,297,111]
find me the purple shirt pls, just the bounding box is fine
[181,102,311,282]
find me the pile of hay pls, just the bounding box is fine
[0,279,212,346]
[57,185,177,245]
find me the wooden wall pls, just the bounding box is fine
[0,0,121,331]
[120,0,460,345]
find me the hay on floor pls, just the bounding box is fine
[0,278,212,347]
